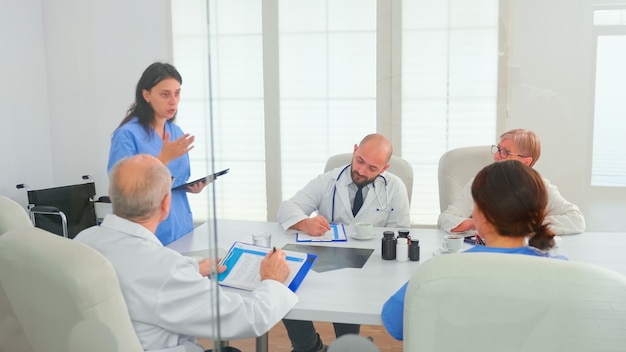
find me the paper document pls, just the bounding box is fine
[296,223,347,242]
[217,242,317,292]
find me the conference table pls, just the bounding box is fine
[167,219,626,351]
[555,231,626,276]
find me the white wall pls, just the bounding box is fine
[0,0,53,200]
[506,0,626,231]
[0,0,171,204]
[1,0,623,231]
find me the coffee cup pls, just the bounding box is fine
[252,232,272,247]
[442,234,463,253]
[353,223,373,238]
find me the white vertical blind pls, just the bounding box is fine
[171,0,500,225]
[591,7,626,187]
[401,0,498,224]
[173,0,268,222]
[279,0,377,200]
[592,23,626,186]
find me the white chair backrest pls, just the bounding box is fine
[0,195,33,235]
[437,146,493,212]
[404,253,626,352]
[0,227,143,352]
[324,153,414,205]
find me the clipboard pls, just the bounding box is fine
[172,168,229,191]
[296,224,347,242]
[217,241,317,292]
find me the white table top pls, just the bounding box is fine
[167,219,626,326]
[556,231,626,276]
[167,219,455,325]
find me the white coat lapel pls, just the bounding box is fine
[336,168,353,215]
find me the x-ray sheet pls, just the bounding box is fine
[282,244,374,273]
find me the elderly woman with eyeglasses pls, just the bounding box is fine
[437,128,585,236]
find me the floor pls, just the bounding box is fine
[199,321,404,352]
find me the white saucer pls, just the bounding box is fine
[350,233,376,241]
[432,248,460,256]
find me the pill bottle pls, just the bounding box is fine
[409,239,420,261]
[381,231,397,260]
[396,237,408,262]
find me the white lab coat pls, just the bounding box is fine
[75,215,298,352]
[278,165,411,230]
[437,176,586,235]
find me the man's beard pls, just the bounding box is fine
[351,169,377,188]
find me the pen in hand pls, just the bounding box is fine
[273,246,277,253]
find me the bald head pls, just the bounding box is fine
[109,154,172,222]
[358,133,393,163]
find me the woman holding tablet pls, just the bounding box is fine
[108,62,205,245]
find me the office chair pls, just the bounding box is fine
[403,253,626,352]
[437,146,493,212]
[0,195,33,235]
[0,226,143,352]
[324,153,414,205]
[16,175,110,238]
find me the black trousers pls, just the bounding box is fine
[283,319,360,352]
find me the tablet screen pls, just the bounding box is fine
[172,168,229,191]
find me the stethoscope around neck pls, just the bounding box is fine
[331,164,390,223]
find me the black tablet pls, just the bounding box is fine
[172,168,229,191]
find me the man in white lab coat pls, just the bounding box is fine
[75,154,298,352]
[277,133,410,352]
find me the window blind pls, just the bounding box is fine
[171,0,500,225]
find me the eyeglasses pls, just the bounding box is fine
[491,145,527,159]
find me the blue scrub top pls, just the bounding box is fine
[108,117,193,245]
[381,245,567,341]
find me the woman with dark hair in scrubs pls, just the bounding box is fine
[108,62,205,245]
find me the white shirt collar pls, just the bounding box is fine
[100,214,163,247]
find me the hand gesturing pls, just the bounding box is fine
[158,132,195,164]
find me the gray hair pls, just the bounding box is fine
[499,129,541,167]
[109,155,172,221]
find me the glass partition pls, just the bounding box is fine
[172,0,225,348]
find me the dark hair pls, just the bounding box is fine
[117,62,183,135]
[471,160,555,250]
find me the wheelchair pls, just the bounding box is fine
[16,175,110,239]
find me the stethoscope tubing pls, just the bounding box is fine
[331,164,389,223]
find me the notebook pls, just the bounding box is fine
[217,241,317,292]
[295,223,347,242]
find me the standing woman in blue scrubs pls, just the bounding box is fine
[107,62,205,245]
